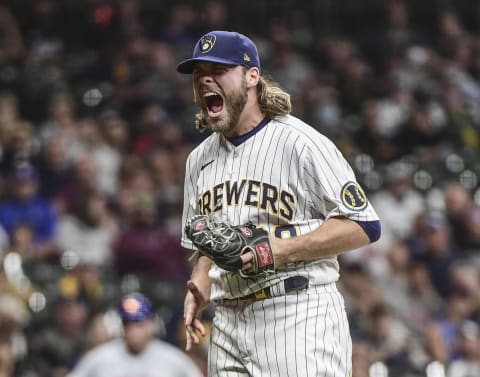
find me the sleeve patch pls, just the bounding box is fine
[341,182,368,211]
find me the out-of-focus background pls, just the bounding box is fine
[0,0,480,376]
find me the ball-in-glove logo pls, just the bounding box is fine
[199,34,216,53]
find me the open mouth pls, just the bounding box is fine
[204,92,224,116]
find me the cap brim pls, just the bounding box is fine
[176,56,239,74]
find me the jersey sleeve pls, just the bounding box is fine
[303,135,379,222]
[181,152,199,250]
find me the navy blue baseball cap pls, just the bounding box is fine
[176,30,261,74]
[118,293,153,322]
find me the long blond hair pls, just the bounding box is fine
[195,73,292,132]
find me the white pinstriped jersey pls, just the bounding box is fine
[181,114,379,301]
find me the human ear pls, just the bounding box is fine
[245,67,260,88]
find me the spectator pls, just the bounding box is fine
[56,191,118,268]
[0,165,59,261]
[130,102,182,157]
[31,295,91,376]
[57,263,105,313]
[37,136,72,200]
[112,191,189,280]
[396,102,448,163]
[67,292,203,377]
[77,117,121,196]
[338,261,384,339]
[37,93,82,163]
[353,99,402,162]
[97,109,130,155]
[57,154,99,215]
[364,303,421,372]
[444,182,473,241]
[441,84,480,157]
[447,320,480,377]
[370,161,425,248]
[376,240,441,334]
[0,119,40,177]
[424,286,476,365]
[405,262,443,332]
[410,213,463,298]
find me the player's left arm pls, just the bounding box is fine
[265,216,374,267]
[242,137,381,270]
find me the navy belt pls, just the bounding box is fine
[218,276,309,304]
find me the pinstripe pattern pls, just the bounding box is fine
[181,114,378,300]
[209,284,351,377]
[182,114,374,376]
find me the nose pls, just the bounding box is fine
[194,72,214,84]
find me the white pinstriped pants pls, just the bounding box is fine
[208,283,352,377]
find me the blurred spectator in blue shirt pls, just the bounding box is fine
[0,164,59,261]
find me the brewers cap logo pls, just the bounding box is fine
[341,181,368,211]
[199,34,216,53]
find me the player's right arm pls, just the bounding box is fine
[184,255,212,351]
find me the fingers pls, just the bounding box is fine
[241,251,253,264]
[241,251,254,274]
[185,324,198,351]
[185,318,206,351]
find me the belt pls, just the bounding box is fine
[216,276,309,306]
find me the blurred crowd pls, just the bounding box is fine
[0,0,480,376]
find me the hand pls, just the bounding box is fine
[184,280,208,351]
[240,251,254,275]
[240,235,281,275]
[185,215,275,277]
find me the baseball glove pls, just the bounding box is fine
[185,215,275,277]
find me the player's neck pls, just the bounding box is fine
[224,100,264,138]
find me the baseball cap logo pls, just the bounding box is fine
[122,297,141,314]
[199,34,216,53]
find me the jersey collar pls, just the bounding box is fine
[226,116,271,146]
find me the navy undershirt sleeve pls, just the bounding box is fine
[354,220,381,242]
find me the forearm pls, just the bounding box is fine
[190,255,213,303]
[272,217,371,266]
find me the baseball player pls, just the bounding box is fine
[177,30,381,377]
[67,293,203,377]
